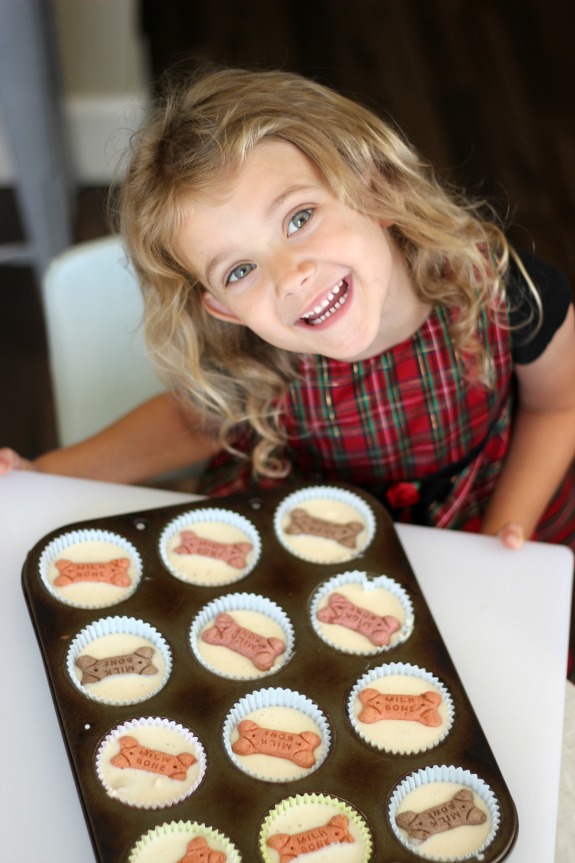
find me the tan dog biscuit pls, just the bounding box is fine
[54,557,131,587]
[285,508,363,549]
[177,837,227,863]
[175,529,252,569]
[201,612,285,671]
[317,592,401,646]
[395,788,487,841]
[358,687,442,726]
[110,734,197,780]
[75,646,157,684]
[232,719,321,768]
[267,814,354,862]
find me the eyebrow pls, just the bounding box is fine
[205,252,228,287]
[204,183,316,285]
[265,184,315,218]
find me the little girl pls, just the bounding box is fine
[2,67,575,550]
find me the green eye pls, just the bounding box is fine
[287,208,313,236]
[227,262,255,284]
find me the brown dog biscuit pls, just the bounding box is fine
[285,508,363,549]
[178,837,227,863]
[110,734,197,780]
[358,687,442,726]
[232,719,321,768]
[175,530,252,569]
[395,788,487,841]
[75,646,157,684]
[316,592,401,646]
[201,612,285,671]
[54,557,131,587]
[267,814,354,862]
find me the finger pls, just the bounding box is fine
[498,523,524,550]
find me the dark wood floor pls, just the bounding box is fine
[2,0,575,457]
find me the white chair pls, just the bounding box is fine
[41,235,163,447]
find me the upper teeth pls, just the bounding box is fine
[301,280,346,320]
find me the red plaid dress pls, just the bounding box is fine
[199,298,575,548]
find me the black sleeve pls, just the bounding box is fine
[507,248,573,364]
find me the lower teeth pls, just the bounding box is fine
[306,286,348,326]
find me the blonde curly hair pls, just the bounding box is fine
[118,66,509,479]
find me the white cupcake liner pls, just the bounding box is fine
[388,765,500,861]
[190,593,294,680]
[66,616,172,705]
[159,507,261,586]
[222,687,331,782]
[127,820,241,863]
[95,716,207,809]
[347,662,455,754]
[273,485,376,563]
[310,571,414,654]
[259,793,373,863]
[38,528,143,609]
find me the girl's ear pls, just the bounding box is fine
[201,291,243,325]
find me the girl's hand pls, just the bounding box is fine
[0,448,35,475]
[496,522,525,550]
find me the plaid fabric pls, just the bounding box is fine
[199,303,575,548]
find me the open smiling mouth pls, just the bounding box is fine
[300,279,350,326]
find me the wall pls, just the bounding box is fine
[0,0,150,184]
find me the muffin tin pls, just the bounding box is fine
[22,482,518,862]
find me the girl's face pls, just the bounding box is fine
[176,140,426,362]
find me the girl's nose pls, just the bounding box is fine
[273,255,315,296]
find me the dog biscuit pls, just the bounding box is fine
[75,646,157,684]
[110,734,197,780]
[395,788,486,841]
[178,837,227,863]
[316,592,400,646]
[232,719,321,768]
[54,557,131,587]
[267,814,354,862]
[201,612,285,671]
[285,508,363,549]
[358,687,442,726]
[175,530,252,569]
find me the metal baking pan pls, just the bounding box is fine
[22,482,518,862]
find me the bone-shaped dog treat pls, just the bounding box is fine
[54,557,131,587]
[316,592,401,646]
[267,814,354,863]
[175,529,252,569]
[177,837,227,863]
[358,687,442,726]
[110,734,197,780]
[284,508,363,549]
[232,719,321,768]
[75,646,157,684]
[201,613,285,671]
[395,788,487,841]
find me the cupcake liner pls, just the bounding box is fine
[222,687,331,782]
[259,793,373,863]
[159,507,261,586]
[127,820,241,863]
[190,593,294,680]
[38,528,143,609]
[273,485,376,563]
[388,765,500,861]
[310,571,414,654]
[67,616,172,705]
[95,716,207,809]
[347,662,455,754]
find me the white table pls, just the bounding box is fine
[1,472,573,862]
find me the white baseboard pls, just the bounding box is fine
[0,92,149,186]
[64,93,149,184]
